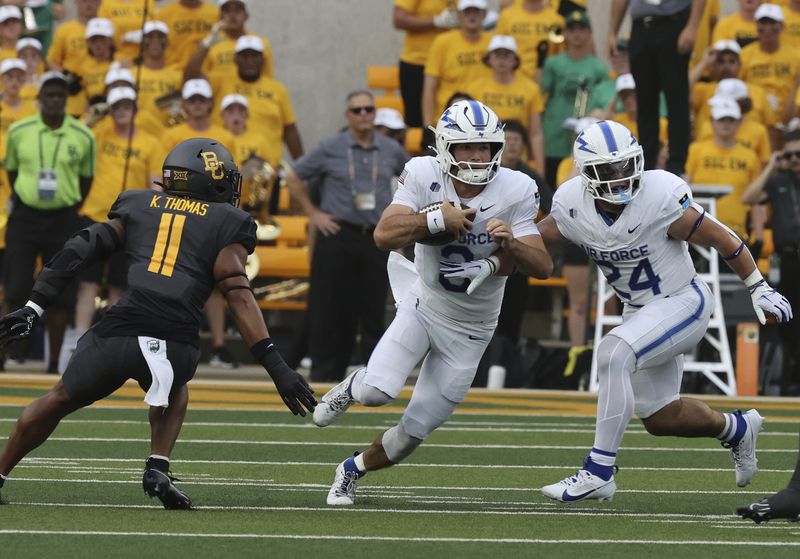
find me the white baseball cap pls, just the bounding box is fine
[458,0,487,11]
[755,3,784,22]
[107,86,137,106]
[0,6,22,24]
[37,70,68,92]
[712,40,741,55]
[219,0,247,7]
[182,78,213,99]
[235,35,263,53]
[0,58,26,75]
[221,93,248,111]
[715,78,749,101]
[615,73,636,92]
[375,108,406,130]
[487,35,518,54]
[143,21,169,36]
[709,95,742,120]
[86,18,114,39]
[104,66,135,86]
[16,38,42,53]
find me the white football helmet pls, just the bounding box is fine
[573,120,644,205]
[432,100,505,186]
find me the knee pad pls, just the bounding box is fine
[595,335,636,376]
[359,384,392,407]
[381,423,422,463]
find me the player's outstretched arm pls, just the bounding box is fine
[214,243,316,416]
[0,219,125,348]
[668,206,793,324]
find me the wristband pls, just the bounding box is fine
[743,269,764,289]
[25,300,44,318]
[486,255,500,275]
[250,337,291,379]
[250,337,276,362]
[426,208,445,234]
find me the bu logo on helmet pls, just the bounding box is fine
[200,151,225,180]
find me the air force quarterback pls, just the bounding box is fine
[536,120,793,503]
[312,100,553,505]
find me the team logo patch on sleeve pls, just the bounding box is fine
[535,191,541,209]
[569,208,577,218]
[678,193,690,209]
[398,169,407,184]
[429,181,441,192]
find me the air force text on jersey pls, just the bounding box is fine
[581,244,651,262]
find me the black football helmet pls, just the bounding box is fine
[161,138,242,206]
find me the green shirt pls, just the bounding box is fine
[5,113,95,210]
[541,53,609,159]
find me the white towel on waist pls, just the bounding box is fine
[138,336,175,408]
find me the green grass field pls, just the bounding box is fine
[1,375,800,558]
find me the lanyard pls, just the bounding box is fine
[347,146,379,195]
[38,128,63,169]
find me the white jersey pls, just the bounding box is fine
[551,170,697,307]
[392,156,540,321]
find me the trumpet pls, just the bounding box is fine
[548,26,565,45]
[572,76,589,119]
[241,153,282,242]
[536,25,565,69]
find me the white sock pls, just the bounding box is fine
[354,453,366,472]
[717,413,733,440]
[149,454,170,462]
[591,337,637,466]
[348,367,367,402]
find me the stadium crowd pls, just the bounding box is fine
[0,0,797,395]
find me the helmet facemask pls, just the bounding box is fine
[442,140,504,186]
[581,150,643,205]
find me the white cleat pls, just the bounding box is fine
[313,370,358,427]
[725,408,764,487]
[327,460,360,506]
[541,468,617,503]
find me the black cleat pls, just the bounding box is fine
[737,488,800,523]
[143,468,193,510]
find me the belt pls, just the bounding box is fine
[633,9,689,28]
[337,220,376,235]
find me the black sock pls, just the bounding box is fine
[146,456,170,473]
[0,474,5,488]
[789,439,800,491]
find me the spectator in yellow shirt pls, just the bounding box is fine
[66,18,118,120]
[712,0,759,47]
[209,35,303,163]
[163,78,233,156]
[781,0,800,47]
[739,4,799,115]
[467,35,545,171]
[16,38,44,106]
[422,0,491,128]
[98,0,157,65]
[90,67,165,140]
[74,86,160,333]
[685,96,762,239]
[184,0,273,85]
[158,0,217,69]
[393,0,456,128]
[696,91,772,165]
[494,0,564,80]
[0,6,22,65]
[134,21,184,127]
[47,0,100,72]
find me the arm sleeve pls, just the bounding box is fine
[218,212,257,255]
[291,142,327,182]
[277,82,296,126]
[391,160,423,211]
[549,186,576,242]
[424,34,446,77]
[80,131,96,177]
[510,178,540,238]
[107,190,137,222]
[661,175,694,226]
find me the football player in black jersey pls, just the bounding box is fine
[0,138,316,509]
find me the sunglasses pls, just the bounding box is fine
[781,151,800,160]
[349,105,375,115]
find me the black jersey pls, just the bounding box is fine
[94,189,256,345]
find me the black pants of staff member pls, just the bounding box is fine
[630,12,691,175]
[778,247,800,393]
[399,61,424,128]
[308,222,390,382]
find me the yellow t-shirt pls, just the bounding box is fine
[466,74,544,125]
[81,127,161,223]
[19,84,38,106]
[739,42,798,111]
[695,118,771,165]
[162,122,234,161]
[783,5,800,48]
[0,99,37,250]
[495,5,564,80]
[203,34,273,83]
[98,0,159,63]
[711,12,757,45]
[556,156,576,188]
[231,128,279,207]
[93,109,166,142]
[135,64,184,125]
[425,29,491,116]
[158,1,217,68]
[691,81,777,136]
[64,57,113,118]
[689,0,721,74]
[47,20,88,70]
[209,74,295,166]
[395,0,452,66]
[611,112,668,145]
[685,139,761,237]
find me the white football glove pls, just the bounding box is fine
[432,8,459,29]
[201,21,224,49]
[122,30,143,44]
[749,279,793,325]
[440,256,499,296]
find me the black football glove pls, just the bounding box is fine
[262,351,317,416]
[0,306,39,350]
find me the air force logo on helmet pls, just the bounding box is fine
[573,120,644,205]
[161,137,243,206]
[432,100,505,186]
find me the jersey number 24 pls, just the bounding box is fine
[596,257,661,300]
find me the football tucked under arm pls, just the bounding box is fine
[416,200,474,246]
